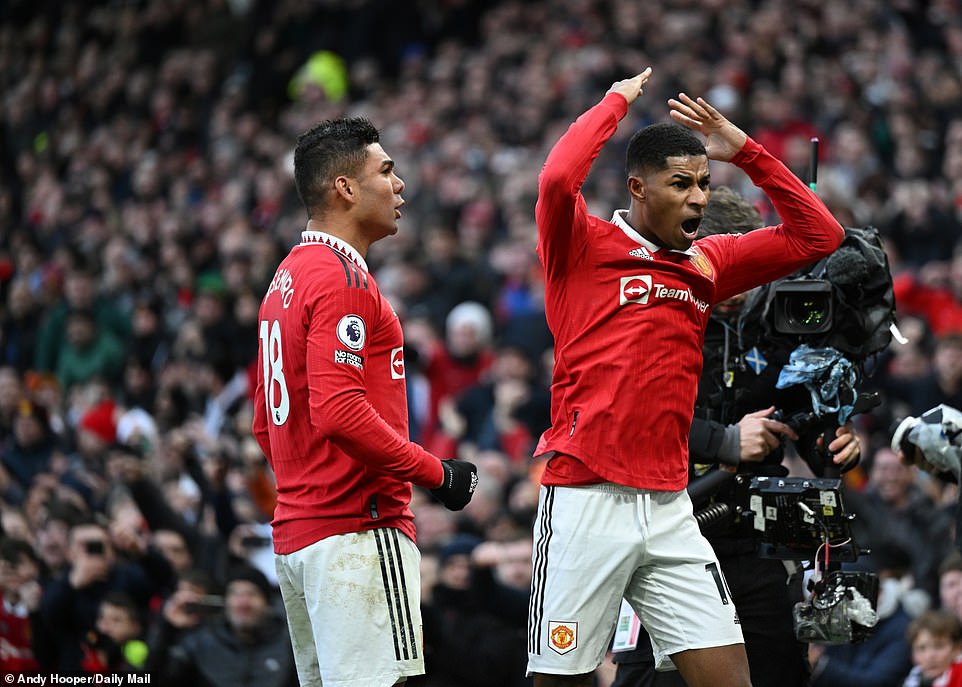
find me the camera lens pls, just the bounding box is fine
[772,280,833,335]
[784,294,830,329]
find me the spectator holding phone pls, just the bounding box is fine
[151,565,297,687]
[36,518,175,672]
[144,569,220,671]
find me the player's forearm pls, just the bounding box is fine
[536,93,628,268]
[733,137,843,259]
[538,92,627,211]
[312,388,444,488]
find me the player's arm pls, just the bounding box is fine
[671,94,843,300]
[536,69,652,275]
[305,298,478,511]
[733,137,842,256]
[726,135,842,293]
[304,286,444,489]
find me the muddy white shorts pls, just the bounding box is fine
[527,483,743,676]
[275,528,424,687]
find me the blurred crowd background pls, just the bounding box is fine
[2,1,962,685]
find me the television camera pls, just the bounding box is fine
[690,223,896,644]
[689,470,879,644]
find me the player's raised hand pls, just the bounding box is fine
[668,93,747,162]
[606,67,653,106]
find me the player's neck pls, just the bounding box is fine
[305,218,370,258]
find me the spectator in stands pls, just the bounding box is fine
[55,307,126,392]
[415,534,530,687]
[150,564,297,687]
[36,517,175,672]
[421,301,496,456]
[34,261,129,376]
[0,537,42,673]
[445,344,550,464]
[902,610,962,687]
[939,552,962,625]
[847,447,954,599]
[2,398,58,493]
[87,591,151,673]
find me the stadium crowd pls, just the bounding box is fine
[2,0,962,684]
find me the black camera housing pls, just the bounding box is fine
[772,279,833,335]
[738,475,859,562]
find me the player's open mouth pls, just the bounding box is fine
[681,217,701,238]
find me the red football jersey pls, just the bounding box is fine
[253,231,443,554]
[535,93,843,491]
[0,593,39,673]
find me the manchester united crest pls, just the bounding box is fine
[688,250,715,280]
[548,621,578,654]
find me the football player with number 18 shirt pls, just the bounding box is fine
[253,117,478,687]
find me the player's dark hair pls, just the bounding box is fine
[699,186,764,237]
[293,117,380,215]
[625,122,706,177]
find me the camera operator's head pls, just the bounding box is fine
[698,187,764,320]
[699,187,764,237]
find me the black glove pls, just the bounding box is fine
[431,459,478,511]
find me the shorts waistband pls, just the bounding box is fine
[564,482,684,497]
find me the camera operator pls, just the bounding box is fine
[612,187,861,687]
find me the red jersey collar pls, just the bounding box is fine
[300,230,369,272]
[610,210,697,256]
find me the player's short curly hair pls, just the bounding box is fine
[294,117,380,214]
[625,122,706,177]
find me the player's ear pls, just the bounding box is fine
[334,176,355,203]
[628,175,646,202]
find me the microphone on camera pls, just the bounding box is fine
[825,246,870,286]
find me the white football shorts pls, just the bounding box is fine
[275,528,424,687]
[527,483,744,676]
